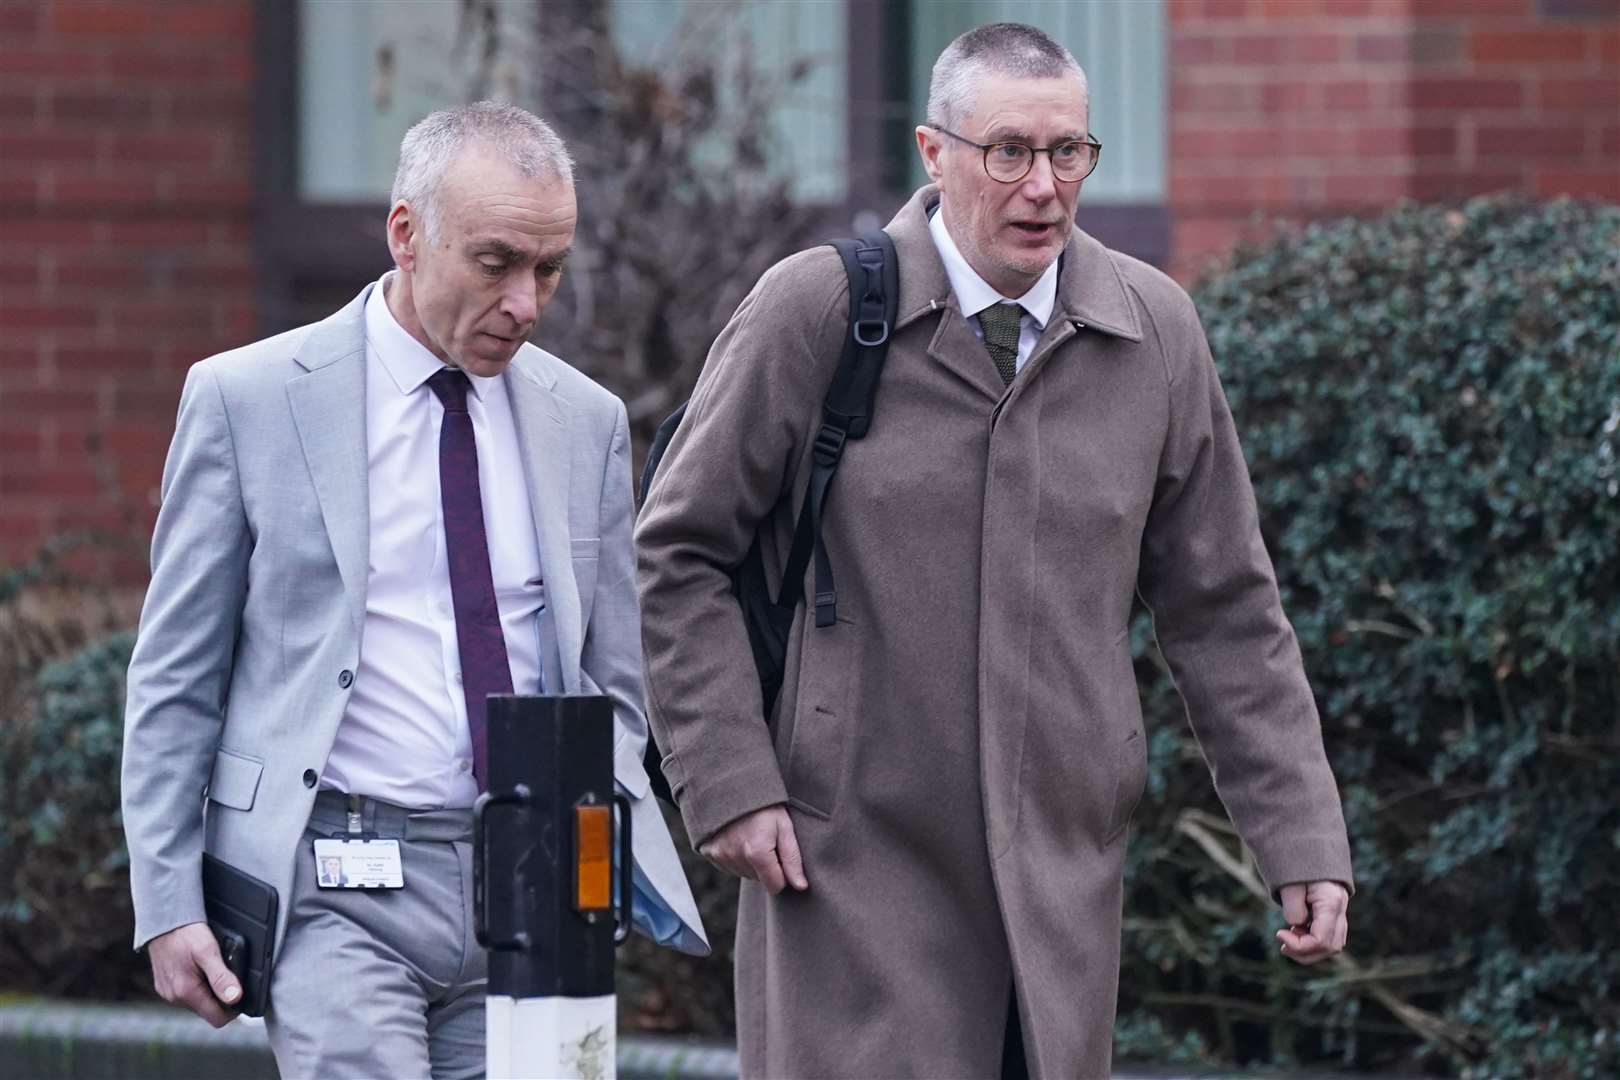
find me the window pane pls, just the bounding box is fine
[298,0,541,203]
[609,0,848,204]
[908,0,1166,203]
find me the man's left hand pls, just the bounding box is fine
[1276,880,1349,965]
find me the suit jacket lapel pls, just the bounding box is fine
[505,352,582,693]
[286,287,371,633]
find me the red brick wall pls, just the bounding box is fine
[0,0,256,572]
[1169,0,1620,280]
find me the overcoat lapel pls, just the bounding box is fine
[505,355,583,692]
[286,289,371,634]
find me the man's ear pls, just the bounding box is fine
[915,125,945,185]
[386,201,416,271]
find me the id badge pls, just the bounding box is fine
[313,837,404,889]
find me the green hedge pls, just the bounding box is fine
[4,196,1617,1076]
[1116,196,1620,1076]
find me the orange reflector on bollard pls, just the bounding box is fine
[574,804,613,912]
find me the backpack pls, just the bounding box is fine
[636,230,899,804]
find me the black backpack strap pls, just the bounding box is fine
[774,229,898,627]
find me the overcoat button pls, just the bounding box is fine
[303,769,317,788]
[338,669,354,688]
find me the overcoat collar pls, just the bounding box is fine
[883,185,1144,344]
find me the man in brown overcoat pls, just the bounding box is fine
[636,22,1354,1079]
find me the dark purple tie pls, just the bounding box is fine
[427,368,512,790]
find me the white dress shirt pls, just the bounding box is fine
[928,206,1058,372]
[320,274,547,809]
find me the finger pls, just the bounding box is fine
[187,989,236,1028]
[1279,883,1308,927]
[749,846,787,895]
[776,817,809,891]
[192,937,242,1008]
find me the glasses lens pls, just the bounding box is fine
[984,142,1033,181]
[1051,141,1098,182]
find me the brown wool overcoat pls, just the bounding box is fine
[636,187,1353,1078]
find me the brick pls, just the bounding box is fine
[110,133,219,164]
[1177,127,1282,159]
[1203,0,1253,16]
[1412,27,1462,65]
[1261,80,1316,111]
[1233,33,1286,63]
[51,4,155,36]
[48,90,157,125]
[1469,29,1588,65]
[1534,168,1620,200]
[53,347,159,375]
[0,3,41,36]
[1602,125,1620,156]
[0,48,101,79]
[170,179,254,207]
[1412,126,1460,158]
[155,3,252,38]
[1173,79,1261,113]
[1292,34,1346,64]
[47,176,164,208]
[1172,171,1294,209]
[1537,77,1620,110]
[1411,0,1529,15]
[0,133,99,161]
[1322,172,1411,203]
[1,220,98,246]
[1354,127,1414,156]
[1601,32,1619,68]
[0,303,100,329]
[1289,127,1357,157]
[1477,123,1586,156]
[1172,35,1223,64]
[52,263,153,291]
[1355,34,1411,64]
[1324,80,1375,109]
[1410,169,1525,199]
[1413,77,1524,110]
[101,219,214,246]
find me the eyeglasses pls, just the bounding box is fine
[931,126,1102,184]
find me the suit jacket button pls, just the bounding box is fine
[338,669,354,688]
[303,769,317,788]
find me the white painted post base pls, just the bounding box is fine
[486,994,617,1080]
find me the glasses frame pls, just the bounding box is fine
[930,125,1103,184]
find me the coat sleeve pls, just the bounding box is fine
[121,361,252,950]
[635,249,849,848]
[1134,284,1354,899]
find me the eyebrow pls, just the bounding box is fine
[539,245,573,272]
[982,128,1088,145]
[467,238,527,262]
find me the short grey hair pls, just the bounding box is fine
[391,101,574,242]
[926,23,1088,131]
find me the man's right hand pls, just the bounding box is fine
[699,804,810,895]
[147,921,242,1027]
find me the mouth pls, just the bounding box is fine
[1009,221,1061,240]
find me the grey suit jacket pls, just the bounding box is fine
[122,282,707,958]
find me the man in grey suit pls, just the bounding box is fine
[122,101,706,1078]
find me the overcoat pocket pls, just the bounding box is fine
[783,615,856,820]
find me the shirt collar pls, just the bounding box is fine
[927,206,1057,330]
[364,272,497,402]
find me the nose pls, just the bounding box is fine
[499,274,538,330]
[1019,152,1059,202]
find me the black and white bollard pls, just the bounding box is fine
[474,695,631,1080]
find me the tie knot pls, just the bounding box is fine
[427,368,471,413]
[979,302,1023,350]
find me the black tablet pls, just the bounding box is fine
[201,852,279,1017]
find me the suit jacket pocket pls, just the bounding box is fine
[783,616,855,821]
[206,747,264,812]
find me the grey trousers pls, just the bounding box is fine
[265,792,487,1080]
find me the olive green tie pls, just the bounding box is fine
[979,302,1022,385]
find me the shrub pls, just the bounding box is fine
[0,541,147,1000]
[1116,196,1620,1077]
